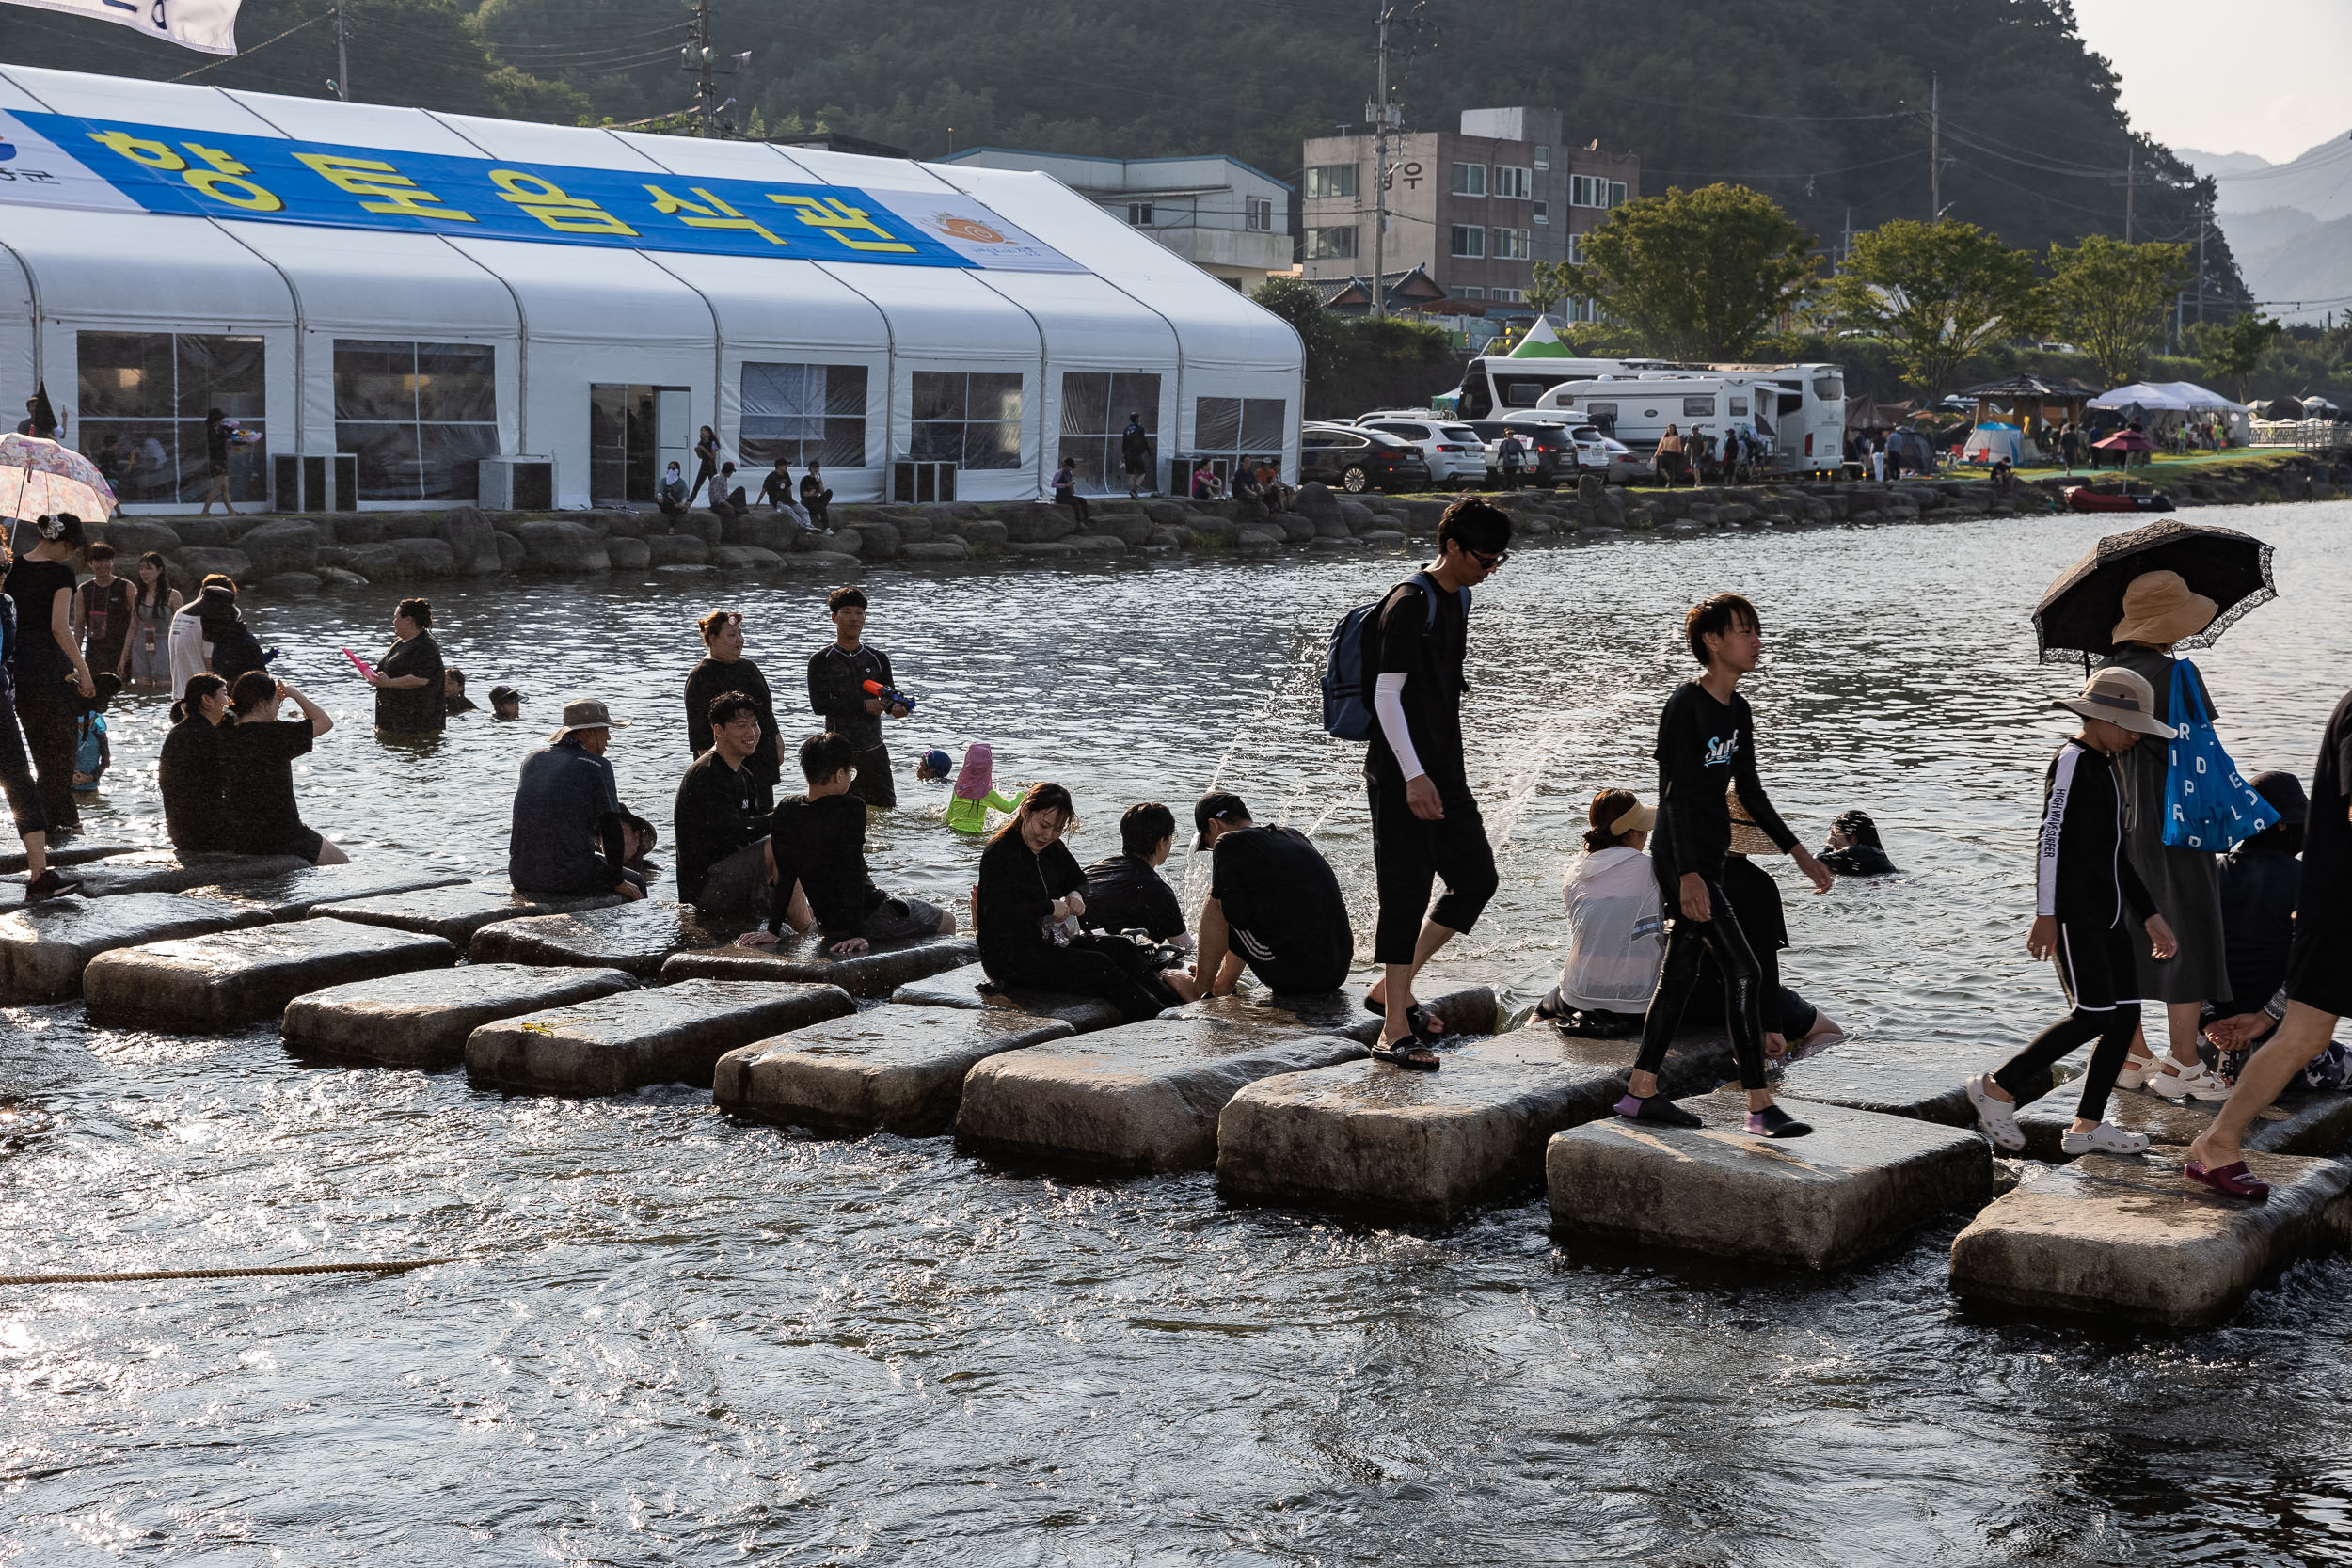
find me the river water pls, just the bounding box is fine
[5,504,2349,1563]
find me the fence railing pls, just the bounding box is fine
[2249,420,2348,449]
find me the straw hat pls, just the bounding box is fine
[2054,667,2173,736]
[2111,569,2218,647]
[1725,784,1781,857]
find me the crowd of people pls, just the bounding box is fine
[5,492,2346,1188]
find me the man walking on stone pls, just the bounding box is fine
[806,586,904,809]
[1120,412,1152,498]
[1360,499,1510,1069]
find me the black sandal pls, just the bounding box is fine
[1370,1040,1441,1070]
[1363,993,1446,1042]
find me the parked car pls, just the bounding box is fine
[1598,434,1653,484]
[1357,416,1488,485]
[1299,422,1433,493]
[1466,419,1600,485]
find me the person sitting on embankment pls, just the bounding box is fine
[739,731,950,957]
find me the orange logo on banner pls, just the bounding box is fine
[934,214,1007,244]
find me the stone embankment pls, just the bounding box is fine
[85,450,2350,594]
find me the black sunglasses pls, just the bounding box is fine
[1469,547,1510,569]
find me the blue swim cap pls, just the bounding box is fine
[921,748,953,778]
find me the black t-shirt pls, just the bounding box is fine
[767,791,885,932]
[207,421,230,467]
[1651,681,1796,895]
[445,693,479,715]
[977,832,1086,971]
[684,657,781,790]
[219,718,314,853]
[2217,840,2300,1013]
[158,713,228,852]
[1210,825,1353,978]
[2296,688,2352,948]
[673,750,774,904]
[1365,577,1470,795]
[1082,852,1185,941]
[375,632,445,733]
[5,559,76,687]
[79,576,134,664]
[807,642,892,752]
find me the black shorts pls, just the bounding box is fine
[2283,912,2352,1018]
[246,826,326,864]
[1230,929,1346,997]
[1122,454,1147,475]
[2055,918,2138,1014]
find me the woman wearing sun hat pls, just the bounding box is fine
[2097,569,2233,1101]
[1533,788,1665,1038]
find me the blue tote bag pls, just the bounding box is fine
[2163,659,2279,850]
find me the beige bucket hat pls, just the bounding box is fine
[2055,667,2174,736]
[2111,569,2218,647]
[548,696,627,742]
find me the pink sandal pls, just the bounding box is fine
[2184,1160,2270,1201]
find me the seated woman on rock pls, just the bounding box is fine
[219,670,348,865]
[1817,809,1897,877]
[159,673,232,855]
[1534,788,1665,1037]
[975,782,1186,1022]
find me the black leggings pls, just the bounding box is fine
[1994,1004,2141,1124]
[1635,879,1770,1091]
[0,689,50,841]
[991,936,1174,1023]
[14,681,79,833]
[1058,489,1089,525]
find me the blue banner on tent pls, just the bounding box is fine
[0,109,1086,273]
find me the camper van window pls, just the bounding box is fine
[1729,397,1749,416]
[1682,396,1714,417]
[1814,376,1843,402]
[1500,378,1551,407]
[1583,404,1618,433]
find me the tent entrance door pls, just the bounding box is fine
[589,384,691,504]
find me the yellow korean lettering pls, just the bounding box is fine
[179,143,284,213]
[766,194,915,253]
[294,151,473,223]
[490,169,637,237]
[87,130,186,171]
[644,183,785,246]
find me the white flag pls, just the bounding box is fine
[4,0,243,56]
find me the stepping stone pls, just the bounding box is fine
[660,933,979,999]
[0,850,308,898]
[1948,1151,2352,1327]
[1216,1022,1725,1226]
[312,884,623,945]
[281,963,638,1069]
[1545,1091,1993,1270]
[0,841,141,875]
[184,856,472,919]
[955,1015,1367,1174]
[0,892,276,1003]
[2012,1084,2352,1164]
[888,960,1126,1033]
[469,899,750,979]
[464,978,855,1096]
[1168,982,1500,1047]
[82,918,459,1032]
[714,1002,1075,1136]
[1777,1052,2056,1128]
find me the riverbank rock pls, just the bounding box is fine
[714,1003,1075,1136]
[955,1015,1367,1173]
[1169,983,1499,1048]
[83,919,458,1032]
[0,851,308,900]
[282,963,637,1069]
[0,892,275,1004]
[464,978,854,1095]
[516,520,612,574]
[311,884,623,944]
[1545,1092,1992,1270]
[469,899,749,978]
[344,538,459,581]
[660,933,977,999]
[0,842,139,876]
[889,960,1126,1033]
[236,518,321,577]
[1948,1151,2352,1327]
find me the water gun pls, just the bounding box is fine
[342,648,377,682]
[863,679,916,716]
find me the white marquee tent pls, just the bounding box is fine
[2090,380,2251,443]
[0,67,1303,511]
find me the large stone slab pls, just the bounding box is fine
[0,892,276,1003]
[184,857,472,919]
[464,978,855,1095]
[82,918,459,1031]
[2013,1084,2352,1164]
[0,841,141,875]
[660,933,978,999]
[887,959,1127,1033]
[955,1016,1367,1173]
[1948,1151,2352,1327]
[0,851,308,898]
[1775,1052,2058,1128]
[312,884,623,944]
[714,1003,1074,1136]
[1546,1091,1993,1270]
[469,899,749,978]
[1169,982,1500,1048]
[1217,1025,1708,1226]
[281,963,638,1069]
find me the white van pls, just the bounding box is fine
[1436,356,1846,478]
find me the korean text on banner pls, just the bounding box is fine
[3,0,242,56]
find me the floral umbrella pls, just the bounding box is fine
[0,433,118,522]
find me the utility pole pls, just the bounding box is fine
[681,0,750,139]
[2122,147,2134,242]
[1367,2,1396,320]
[1841,206,1851,265]
[1929,72,1940,219]
[2196,181,2210,324]
[333,3,350,102]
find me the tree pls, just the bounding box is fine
[2185,312,2283,402]
[2044,236,2191,388]
[1560,184,1819,360]
[1525,260,1573,322]
[1250,276,1339,390]
[1816,219,2042,398]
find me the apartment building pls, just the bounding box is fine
[938,148,1293,290]
[1298,107,1640,325]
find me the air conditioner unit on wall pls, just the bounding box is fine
[478,456,555,511]
[892,461,957,504]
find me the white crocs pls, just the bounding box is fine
[2114,1054,2159,1092]
[1964,1073,2026,1152]
[2061,1122,2152,1156]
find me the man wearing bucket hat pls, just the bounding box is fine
[506,696,645,901]
[2098,570,2234,1102]
[1963,667,2179,1157]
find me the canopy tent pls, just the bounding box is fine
[1957,373,2098,445]
[2092,381,2250,445]
[0,64,1302,510]
[2090,382,2196,412]
[1507,318,1572,357]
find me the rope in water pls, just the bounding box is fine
[0,1258,463,1286]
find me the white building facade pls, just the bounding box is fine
[939,149,1293,291]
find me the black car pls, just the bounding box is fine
[1298,424,1434,493]
[1467,420,1584,486]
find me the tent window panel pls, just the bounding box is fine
[1195,397,1243,452]
[1058,372,1161,493]
[77,333,175,420]
[173,335,265,421]
[912,371,966,422]
[909,371,1024,469]
[962,420,1022,470]
[740,362,866,467]
[1061,372,1111,436]
[333,341,418,422]
[1239,398,1286,453]
[332,340,496,501]
[339,422,421,505]
[1108,374,1160,430]
[1058,437,1109,493]
[78,330,266,504]
[414,344,496,424]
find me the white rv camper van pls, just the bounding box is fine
[1438,356,1846,478]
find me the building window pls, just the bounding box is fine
[1449,225,1485,258]
[1490,227,1531,260]
[1534,143,1550,169]
[1572,175,1599,207]
[1610,181,1628,207]
[1058,372,1161,495]
[1492,166,1531,200]
[1566,232,1588,264]
[1533,200,1549,225]
[1305,225,1359,261]
[1127,202,1152,227]
[1193,395,1287,472]
[1450,286,1486,300]
[740,362,868,469]
[1450,162,1486,197]
[77,331,267,506]
[1247,196,1274,231]
[332,340,496,502]
[1303,164,1358,200]
[912,371,1023,470]
[1490,287,1524,304]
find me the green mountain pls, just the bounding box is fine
[1,0,2245,299]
